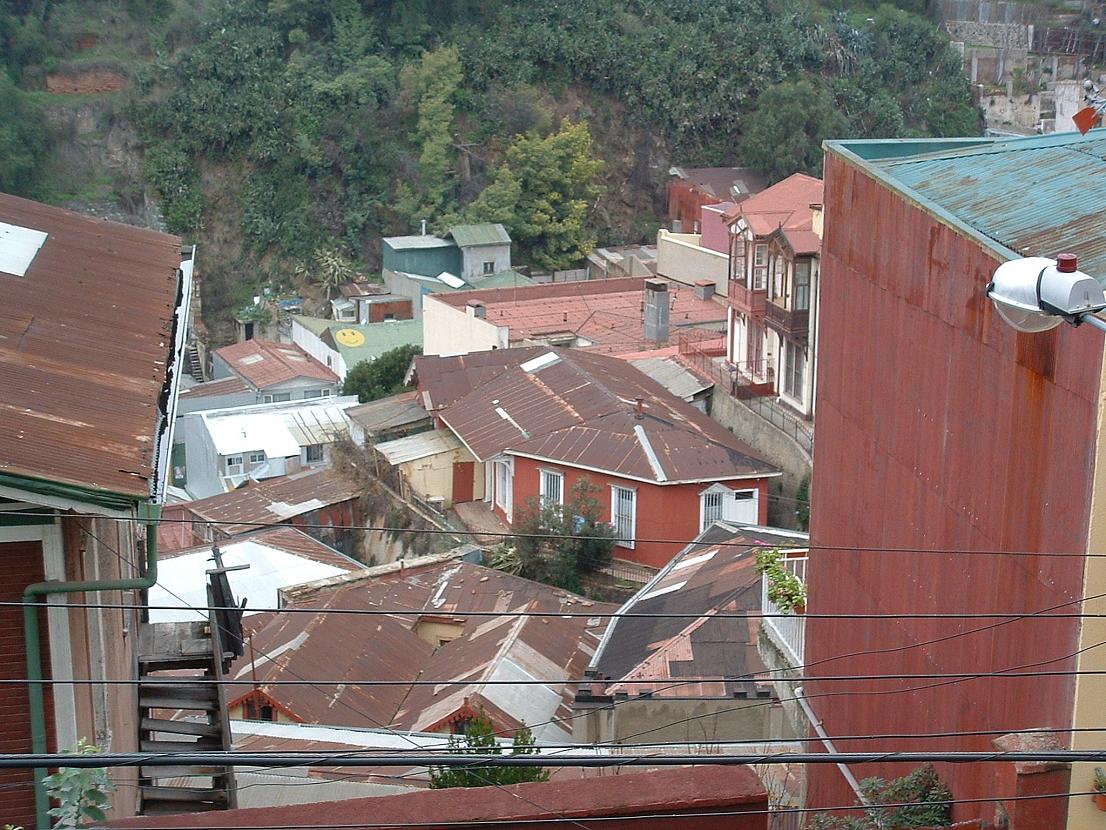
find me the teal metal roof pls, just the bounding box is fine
[448,223,511,247]
[825,131,1106,280]
[467,269,534,290]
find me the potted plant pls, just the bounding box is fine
[1094,767,1106,811]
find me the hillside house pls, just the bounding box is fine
[806,131,1106,830]
[330,282,413,324]
[667,165,767,232]
[290,316,422,380]
[407,347,779,568]
[211,339,340,402]
[0,193,192,825]
[723,173,823,418]
[177,397,359,499]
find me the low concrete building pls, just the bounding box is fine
[330,282,413,324]
[212,339,340,402]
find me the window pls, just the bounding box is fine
[494,460,512,514]
[701,489,724,531]
[225,455,243,475]
[747,320,764,374]
[248,451,266,465]
[243,697,275,721]
[771,252,785,300]
[540,469,564,507]
[305,444,325,464]
[794,260,811,311]
[302,389,324,399]
[482,260,495,275]
[383,312,395,321]
[784,340,807,403]
[611,485,636,549]
[752,244,767,290]
[263,392,291,403]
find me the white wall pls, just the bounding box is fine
[291,320,345,378]
[422,295,509,356]
[655,229,729,293]
[179,413,224,499]
[459,244,511,281]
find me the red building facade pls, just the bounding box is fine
[806,140,1102,824]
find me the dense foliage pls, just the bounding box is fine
[428,709,549,789]
[809,764,953,829]
[341,343,421,403]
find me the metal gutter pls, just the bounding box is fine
[24,501,161,828]
[794,685,870,810]
[0,472,140,513]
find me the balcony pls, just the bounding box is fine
[764,299,809,338]
[728,280,766,316]
[762,554,807,667]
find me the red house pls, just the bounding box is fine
[806,133,1106,829]
[667,166,767,232]
[414,347,779,568]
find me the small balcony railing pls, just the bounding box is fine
[764,300,809,337]
[762,554,807,668]
[728,280,766,316]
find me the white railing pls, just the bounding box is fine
[762,555,807,668]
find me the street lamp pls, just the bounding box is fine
[986,253,1106,334]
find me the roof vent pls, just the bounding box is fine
[693,279,715,301]
[0,222,49,277]
[466,300,486,319]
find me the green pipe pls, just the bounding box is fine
[23,501,160,829]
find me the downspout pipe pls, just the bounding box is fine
[795,685,871,810]
[23,501,161,829]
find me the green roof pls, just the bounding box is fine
[825,132,1106,279]
[463,269,534,291]
[448,223,511,248]
[292,317,422,366]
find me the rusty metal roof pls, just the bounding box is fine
[592,522,806,697]
[179,376,251,399]
[215,339,338,389]
[184,467,360,534]
[427,347,778,483]
[828,131,1106,277]
[722,173,823,237]
[0,193,182,500]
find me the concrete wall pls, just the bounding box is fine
[708,392,811,530]
[291,320,345,378]
[459,244,511,281]
[263,377,340,401]
[572,695,792,744]
[422,294,509,356]
[179,412,225,499]
[655,230,729,294]
[177,387,257,414]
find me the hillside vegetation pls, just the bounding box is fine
[1,0,979,336]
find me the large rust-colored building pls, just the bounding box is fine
[807,133,1106,829]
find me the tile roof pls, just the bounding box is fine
[447,223,511,247]
[778,227,822,256]
[224,561,614,741]
[423,347,778,483]
[431,276,726,355]
[185,467,361,534]
[215,339,338,388]
[723,172,824,237]
[151,527,361,622]
[827,131,1106,278]
[591,522,808,697]
[0,193,183,499]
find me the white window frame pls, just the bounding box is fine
[248,451,266,466]
[263,392,292,403]
[783,340,807,406]
[611,485,637,550]
[304,444,325,464]
[482,260,496,275]
[494,458,513,521]
[225,455,244,476]
[302,389,324,399]
[752,243,768,290]
[700,488,725,532]
[539,469,564,508]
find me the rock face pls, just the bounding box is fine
[46,67,127,94]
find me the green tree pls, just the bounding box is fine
[740,79,849,183]
[510,477,616,591]
[809,764,952,829]
[341,344,421,403]
[395,45,463,223]
[429,709,549,789]
[0,74,46,196]
[467,119,602,271]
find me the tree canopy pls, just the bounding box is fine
[341,343,421,403]
[428,709,549,789]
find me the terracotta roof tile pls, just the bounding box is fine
[723,172,824,238]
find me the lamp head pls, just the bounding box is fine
[987,253,1106,333]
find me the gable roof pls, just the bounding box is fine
[448,223,511,247]
[215,339,338,389]
[825,131,1106,278]
[723,172,823,238]
[671,166,768,201]
[0,193,184,502]
[424,348,778,483]
[591,522,807,697]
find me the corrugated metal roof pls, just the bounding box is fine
[292,317,422,366]
[215,339,338,388]
[382,235,454,250]
[178,376,251,399]
[722,173,823,237]
[629,356,713,401]
[448,223,511,247]
[0,193,182,498]
[375,429,462,465]
[844,132,1106,278]
[343,391,430,435]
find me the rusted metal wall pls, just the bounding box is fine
[805,152,1103,822]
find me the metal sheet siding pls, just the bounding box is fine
[806,152,1100,820]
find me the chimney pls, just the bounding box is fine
[643,278,670,343]
[420,219,427,235]
[810,203,824,240]
[467,300,486,319]
[634,396,644,419]
[693,279,715,301]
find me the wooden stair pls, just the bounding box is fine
[137,607,241,815]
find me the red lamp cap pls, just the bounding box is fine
[1057,253,1078,273]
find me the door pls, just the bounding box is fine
[722,489,759,525]
[452,461,475,504]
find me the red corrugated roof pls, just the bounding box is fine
[0,193,182,498]
[723,173,823,238]
[215,339,338,389]
[178,376,251,399]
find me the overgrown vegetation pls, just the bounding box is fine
[428,708,549,789]
[809,764,953,829]
[341,343,421,403]
[755,547,807,613]
[43,739,116,828]
[493,477,616,593]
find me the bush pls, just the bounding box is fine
[341,344,422,403]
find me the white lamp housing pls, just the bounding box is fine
[987,253,1106,333]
